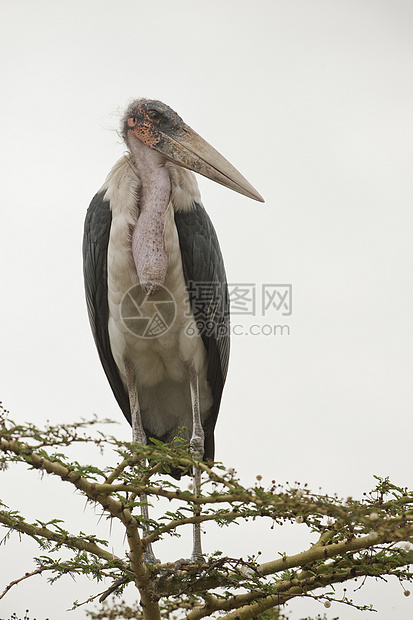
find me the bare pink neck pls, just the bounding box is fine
[129,139,171,294]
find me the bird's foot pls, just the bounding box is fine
[173,556,205,570]
[173,557,192,570]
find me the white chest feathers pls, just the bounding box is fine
[101,156,212,439]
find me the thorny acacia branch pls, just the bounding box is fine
[1,408,413,620]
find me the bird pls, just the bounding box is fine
[83,98,264,562]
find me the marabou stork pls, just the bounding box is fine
[83,99,263,562]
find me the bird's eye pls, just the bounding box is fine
[147,110,161,122]
[127,117,137,128]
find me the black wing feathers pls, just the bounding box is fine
[175,202,230,461]
[83,192,131,423]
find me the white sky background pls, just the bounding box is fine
[1,1,413,618]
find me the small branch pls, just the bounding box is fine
[98,576,130,603]
[0,512,122,565]
[144,509,242,545]
[185,590,266,620]
[258,529,413,577]
[0,566,49,601]
[104,456,134,484]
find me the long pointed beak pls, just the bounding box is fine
[133,123,264,203]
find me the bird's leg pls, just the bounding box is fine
[189,364,205,562]
[124,357,158,564]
